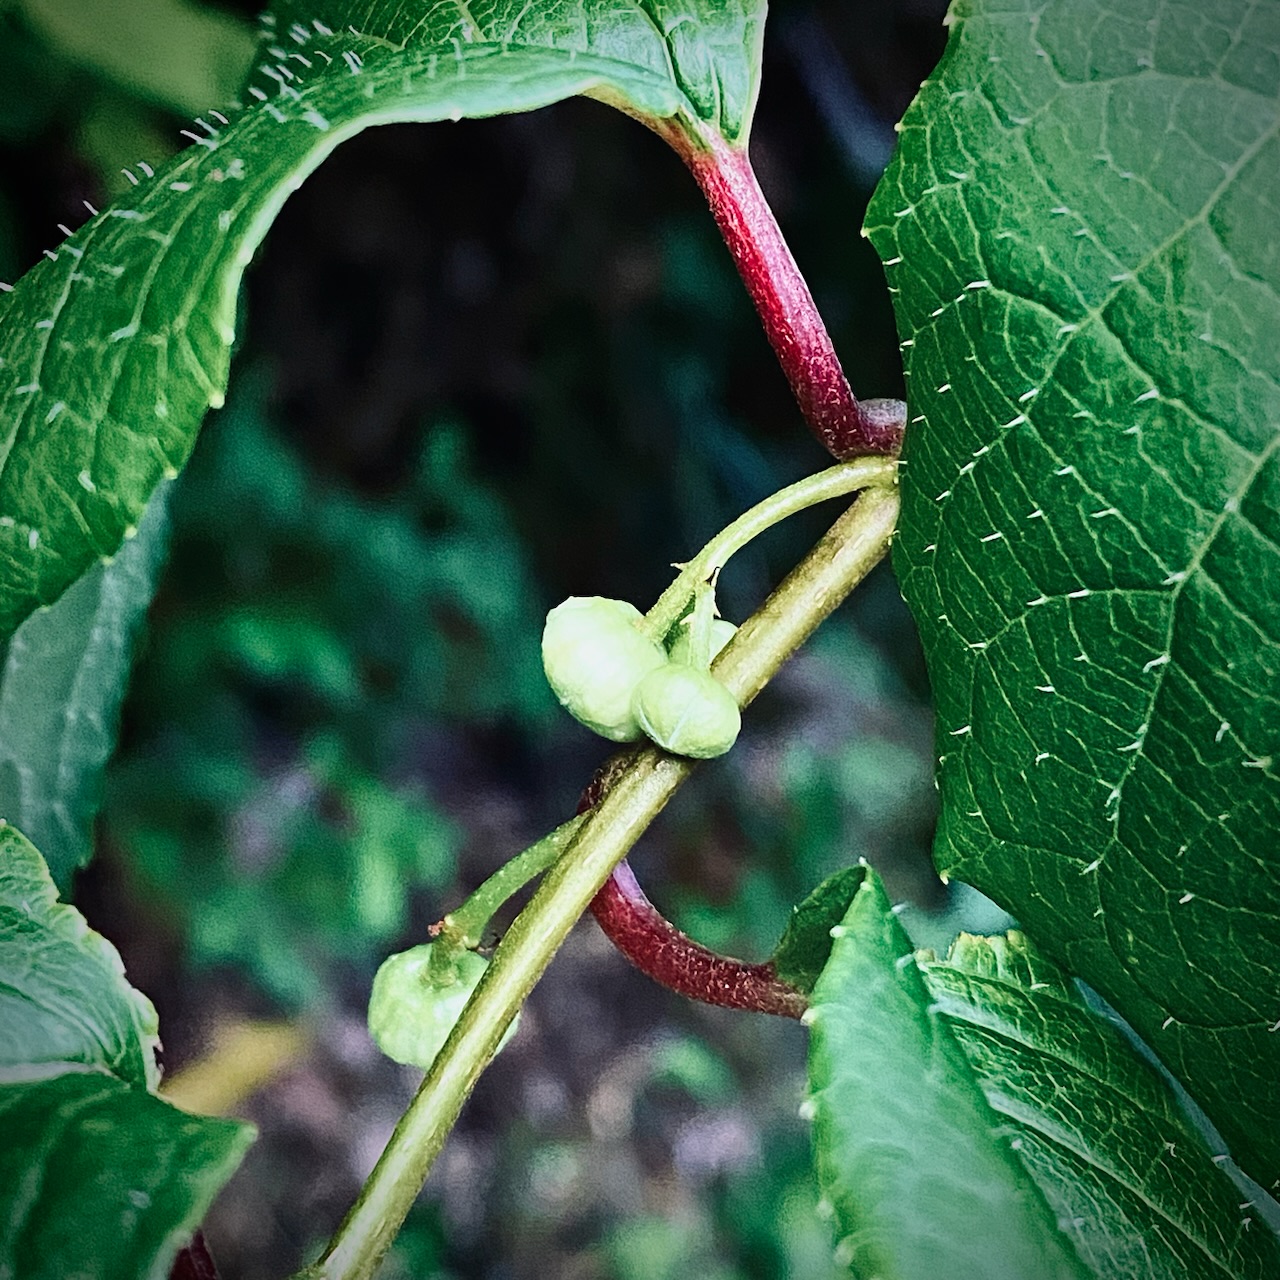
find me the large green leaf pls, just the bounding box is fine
[807,871,1280,1280]
[0,479,170,891]
[0,823,253,1279]
[0,0,764,640]
[866,0,1280,1188]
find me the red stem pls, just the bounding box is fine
[659,123,904,460]
[579,774,805,1019]
[591,860,806,1018]
[169,1231,219,1280]
[583,121,904,1016]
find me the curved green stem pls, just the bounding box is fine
[641,454,895,643]
[437,816,586,950]
[295,482,898,1280]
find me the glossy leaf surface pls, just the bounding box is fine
[867,0,1280,1186]
[0,820,159,1087]
[807,871,1280,1279]
[0,1073,251,1280]
[807,872,1084,1280]
[0,824,253,1279]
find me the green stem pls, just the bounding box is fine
[641,454,895,643]
[438,817,586,950]
[296,482,898,1280]
[686,578,716,670]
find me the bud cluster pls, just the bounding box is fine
[541,596,741,758]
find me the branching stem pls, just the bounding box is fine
[434,817,585,951]
[296,483,899,1280]
[300,97,910,1280]
[434,459,891,962]
[642,454,894,642]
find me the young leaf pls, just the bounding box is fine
[866,0,1280,1187]
[0,0,765,641]
[0,479,170,890]
[0,824,254,1278]
[770,864,867,994]
[807,871,1280,1280]
[806,871,1086,1280]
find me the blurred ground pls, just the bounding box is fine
[0,1,954,1276]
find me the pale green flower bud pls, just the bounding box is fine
[368,944,516,1069]
[542,596,669,741]
[632,663,741,759]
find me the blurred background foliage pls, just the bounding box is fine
[0,0,975,1275]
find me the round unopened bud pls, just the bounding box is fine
[632,663,741,759]
[667,617,738,667]
[542,596,669,741]
[368,944,516,1069]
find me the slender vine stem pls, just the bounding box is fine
[434,817,585,951]
[302,85,908,1280]
[642,453,894,642]
[296,483,898,1280]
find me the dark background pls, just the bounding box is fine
[0,2,976,1276]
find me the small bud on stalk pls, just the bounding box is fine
[368,944,517,1070]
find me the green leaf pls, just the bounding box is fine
[262,0,765,144]
[0,0,764,640]
[770,864,867,994]
[807,871,1280,1280]
[0,820,159,1087]
[0,1073,252,1280]
[866,0,1280,1187]
[0,479,170,890]
[926,933,1280,1280]
[806,871,1085,1280]
[0,824,253,1279]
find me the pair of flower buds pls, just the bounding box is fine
[368,595,742,1070]
[541,595,740,758]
